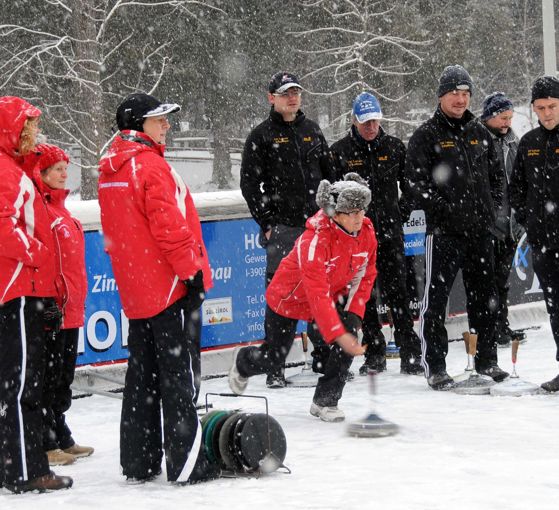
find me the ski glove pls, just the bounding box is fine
[184,270,205,312]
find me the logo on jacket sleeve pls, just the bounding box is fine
[439,141,455,149]
[469,139,479,145]
[303,136,313,142]
[348,159,364,168]
[378,155,388,161]
[273,137,289,144]
[527,149,540,157]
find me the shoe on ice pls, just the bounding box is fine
[359,355,386,376]
[541,373,559,392]
[4,470,73,493]
[427,371,455,391]
[266,373,289,388]
[228,347,248,395]
[63,444,94,458]
[47,448,76,466]
[400,355,424,375]
[476,364,509,382]
[310,402,345,422]
[126,469,162,485]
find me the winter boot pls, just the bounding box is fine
[427,371,455,391]
[63,444,94,458]
[47,449,76,466]
[359,355,386,375]
[541,373,559,392]
[477,364,509,382]
[266,373,289,388]
[310,402,345,422]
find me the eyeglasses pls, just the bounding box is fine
[273,89,302,98]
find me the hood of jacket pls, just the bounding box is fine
[99,130,165,176]
[0,96,41,158]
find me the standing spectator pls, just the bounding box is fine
[480,92,524,347]
[331,92,423,376]
[510,76,559,392]
[404,65,507,390]
[0,97,72,493]
[23,144,93,466]
[240,71,333,387]
[229,174,374,421]
[98,93,217,484]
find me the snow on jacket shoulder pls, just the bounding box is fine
[98,131,212,319]
[266,210,377,343]
[0,97,56,304]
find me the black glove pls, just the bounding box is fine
[342,311,362,335]
[184,270,205,311]
[43,299,62,333]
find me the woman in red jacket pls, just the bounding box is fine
[229,174,377,422]
[24,144,93,467]
[0,97,72,493]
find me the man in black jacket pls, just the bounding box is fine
[510,76,559,392]
[240,72,332,387]
[404,65,507,390]
[480,92,524,347]
[331,92,422,375]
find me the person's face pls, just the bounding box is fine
[354,118,380,141]
[268,87,302,120]
[484,110,513,134]
[143,115,171,144]
[439,89,470,119]
[334,209,365,234]
[41,160,68,190]
[532,97,559,130]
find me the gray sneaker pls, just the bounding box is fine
[310,402,345,422]
[228,347,248,395]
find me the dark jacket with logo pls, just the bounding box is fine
[330,126,405,243]
[510,123,559,249]
[404,106,503,235]
[240,108,332,232]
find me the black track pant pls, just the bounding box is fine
[362,237,421,359]
[0,297,50,486]
[120,296,207,483]
[236,306,355,407]
[42,328,79,451]
[419,231,498,377]
[532,246,559,360]
[492,235,517,330]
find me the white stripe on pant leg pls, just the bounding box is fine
[175,345,202,483]
[16,297,28,481]
[419,234,433,378]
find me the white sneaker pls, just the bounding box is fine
[228,347,248,395]
[309,402,345,422]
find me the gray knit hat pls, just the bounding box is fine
[316,173,371,217]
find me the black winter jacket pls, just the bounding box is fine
[510,123,559,249]
[330,126,405,242]
[404,107,503,235]
[240,109,332,231]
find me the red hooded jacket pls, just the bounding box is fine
[0,96,56,304]
[266,210,377,343]
[23,146,87,328]
[98,130,212,319]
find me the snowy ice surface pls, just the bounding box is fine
[2,321,558,510]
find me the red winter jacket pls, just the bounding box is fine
[0,97,56,304]
[266,210,378,343]
[39,183,87,329]
[98,130,212,319]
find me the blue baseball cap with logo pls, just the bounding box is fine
[352,92,383,123]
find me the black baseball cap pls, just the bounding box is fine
[116,93,181,132]
[268,72,303,94]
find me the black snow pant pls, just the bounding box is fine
[120,296,209,483]
[236,306,355,407]
[0,297,50,486]
[532,246,559,361]
[492,235,517,331]
[42,328,79,451]
[419,230,499,377]
[362,237,421,360]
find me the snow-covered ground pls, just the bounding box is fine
[3,319,558,510]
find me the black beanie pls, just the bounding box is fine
[481,92,513,121]
[438,65,473,97]
[531,76,559,103]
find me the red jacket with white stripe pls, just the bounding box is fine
[41,185,87,329]
[266,210,378,343]
[0,97,56,304]
[98,130,212,319]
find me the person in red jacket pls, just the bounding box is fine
[24,144,93,467]
[98,93,216,484]
[0,97,73,493]
[229,174,377,422]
